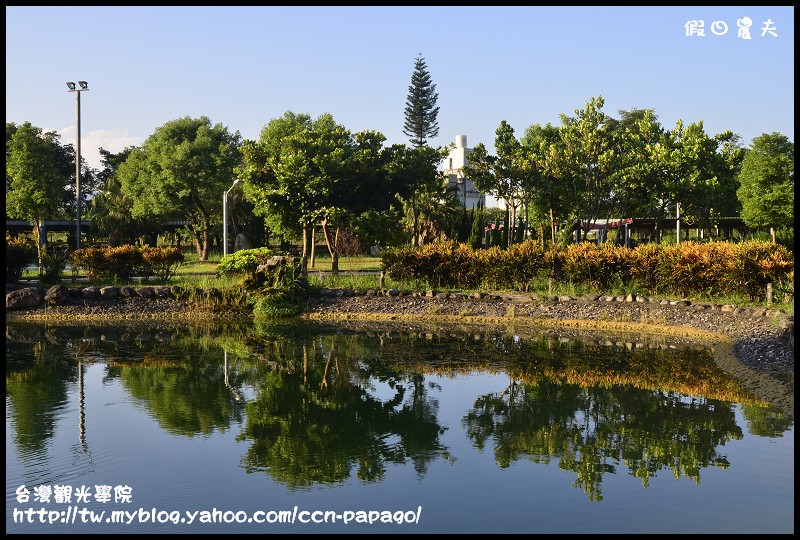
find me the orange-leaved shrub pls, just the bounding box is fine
[381,239,793,302]
[70,244,185,282]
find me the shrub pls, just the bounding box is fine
[250,291,303,319]
[627,243,664,294]
[381,245,421,283]
[104,245,144,281]
[70,246,110,281]
[217,247,276,276]
[6,235,37,282]
[726,241,794,300]
[39,246,69,285]
[142,246,185,281]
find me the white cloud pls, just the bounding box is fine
[57,127,141,171]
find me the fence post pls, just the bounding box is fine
[766,282,773,305]
[379,270,385,289]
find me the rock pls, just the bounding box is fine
[6,287,45,310]
[81,286,101,299]
[100,286,121,299]
[234,233,252,252]
[120,286,137,297]
[154,286,172,298]
[45,284,70,305]
[170,285,185,298]
[137,287,156,298]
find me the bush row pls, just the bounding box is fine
[69,245,185,282]
[381,240,794,301]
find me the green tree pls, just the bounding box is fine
[548,96,619,242]
[241,112,398,273]
[239,111,311,251]
[55,131,99,234]
[116,116,242,260]
[468,201,486,249]
[464,121,526,246]
[737,133,794,243]
[90,147,162,246]
[351,208,408,252]
[520,122,565,243]
[6,122,17,196]
[676,123,743,238]
[403,54,440,148]
[390,145,453,246]
[319,129,400,273]
[604,108,665,241]
[6,122,69,266]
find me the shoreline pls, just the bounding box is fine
[6,287,794,416]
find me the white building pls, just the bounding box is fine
[442,135,486,210]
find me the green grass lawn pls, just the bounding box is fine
[306,255,382,272]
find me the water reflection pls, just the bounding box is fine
[463,380,742,501]
[106,349,246,437]
[6,326,78,458]
[5,320,793,506]
[237,334,450,488]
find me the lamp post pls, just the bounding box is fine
[223,178,243,256]
[66,81,89,250]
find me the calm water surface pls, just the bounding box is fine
[5,320,794,533]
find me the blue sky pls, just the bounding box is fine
[6,6,794,173]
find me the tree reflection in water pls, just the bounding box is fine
[237,334,451,488]
[5,320,793,502]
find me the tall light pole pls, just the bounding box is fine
[67,81,89,250]
[223,178,243,256]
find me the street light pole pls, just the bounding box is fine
[223,178,243,256]
[67,81,89,250]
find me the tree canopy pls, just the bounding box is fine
[737,132,794,240]
[116,116,242,260]
[240,112,403,271]
[6,122,70,262]
[403,54,440,148]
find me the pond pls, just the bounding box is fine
[5,319,794,534]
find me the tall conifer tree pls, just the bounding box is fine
[403,54,440,148]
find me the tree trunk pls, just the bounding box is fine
[508,202,516,247]
[192,232,203,262]
[33,222,44,274]
[412,192,419,247]
[302,223,308,260]
[310,226,317,268]
[321,218,340,277]
[201,226,209,261]
[300,222,312,274]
